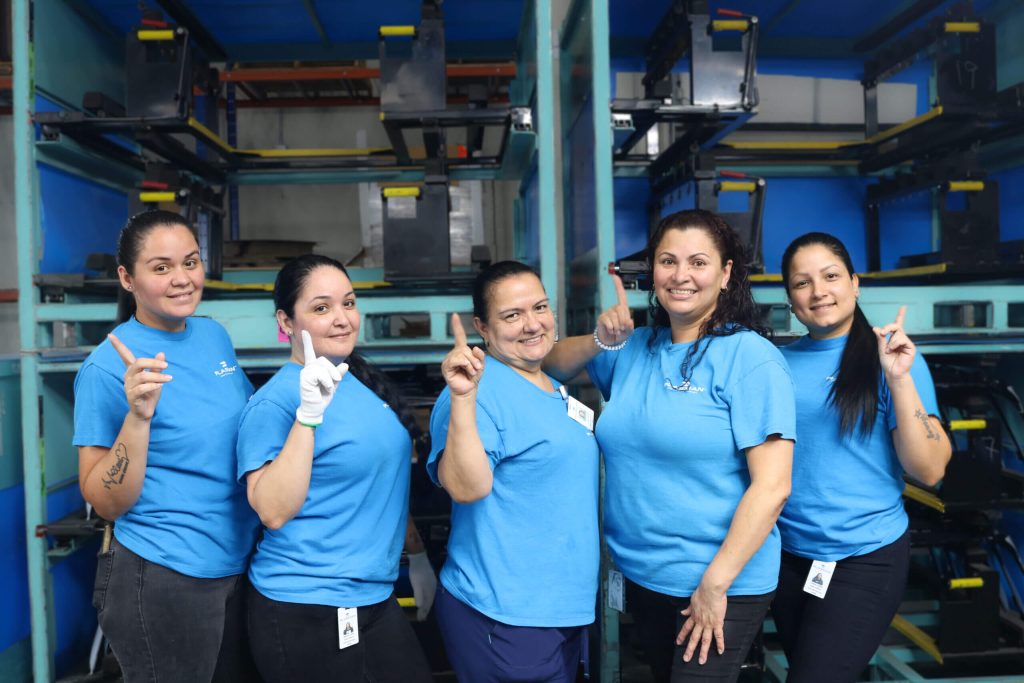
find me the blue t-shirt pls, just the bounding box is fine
[73,316,257,578]
[237,363,412,608]
[778,334,940,561]
[587,326,796,597]
[427,359,600,627]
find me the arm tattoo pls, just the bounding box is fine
[914,409,941,441]
[101,443,130,489]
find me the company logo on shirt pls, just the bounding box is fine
[663,378,705,393]
[213,360,238,377]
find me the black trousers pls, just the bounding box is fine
[628,580,774,683]
[247,583,432,683]
[93,537,258,683]
[771,530,910,683]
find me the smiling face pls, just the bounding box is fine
[474,272,556,374]
[651,227,732,342]
[118,224,204,332]
[786,243,860,339]
[277,265,360,364]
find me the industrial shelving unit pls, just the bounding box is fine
[10,0,561,679]
[560,0,1024,682]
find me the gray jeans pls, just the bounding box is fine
[93,536,258,683]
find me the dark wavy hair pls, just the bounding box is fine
[647,209,769,382]
[115,210,197,324]
[472,260,542,321]
[274,254,426,454]
[782,232,878,438]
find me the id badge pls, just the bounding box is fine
[802,560,837,599]
[567,395,595,431]
[337,607,359,649]
[607,569,625,612]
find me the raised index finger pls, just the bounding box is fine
[451,313,468,348]
[300,329,317,366]
[894,305,907,328]
[612,273,629,308]
[107,333,136,367]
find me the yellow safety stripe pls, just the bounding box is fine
[858,263,948,279]
[382,186,422,198]
[945,21,980,33]
[380,26,416,37]
[948,419,987,430]
[137,30,176,41]
[711,20,750,32]
[947,180,984,192]
[949,577,984,589]
[865,106,944,145]
[138,191,177,203]
[718,181,756,193]
[186,116,234,153]
[722,140,858,150]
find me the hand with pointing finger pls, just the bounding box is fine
[296,329,349,427]
[108,333,172,422]
[441,314,486,397]
[873,305,915,381]
[595,274,635,348]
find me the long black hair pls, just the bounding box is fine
[472,260,541,321]
[782,232,879,438]
[115,210,197,324]
[647,209,769,382]
[274,254,426,454]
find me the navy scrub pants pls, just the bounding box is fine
[435,585,589,682]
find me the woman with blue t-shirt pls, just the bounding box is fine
[545,209,795,683]
[74,210,259,682]
[429,260,600,682]
[773,232,951,682]
[236,254,433,683]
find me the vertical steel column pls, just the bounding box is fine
[226,78,241,241]
[535,0,560,305]
[13,0,54,679]
[591,2,620,682]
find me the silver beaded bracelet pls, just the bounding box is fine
[593,327,629,352]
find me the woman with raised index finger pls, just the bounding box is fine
[545,209,796,683]
[429,260,600,682]
[237,254,433,683]
[73,210,259,682]
[772,232,951,682]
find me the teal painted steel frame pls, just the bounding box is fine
[534,0,560,303]
[13,0,57,679]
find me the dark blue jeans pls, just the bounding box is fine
[93,536,257,683]
[771,530,911,683]
[246,583,433,683]
[628,580,774,683]
[435,585,588,683]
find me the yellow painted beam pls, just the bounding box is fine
[947,180,984,192]
[891,614,943,664]
[949,577,984,589]
[865,106,944,145]
[903,484,945,514]
[382,186,421,198]
[719,181,756,193]
[945,21,980,32]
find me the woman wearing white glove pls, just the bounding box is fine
[238,255,432,683]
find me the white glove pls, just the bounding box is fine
[408,551,437,621]
[296,330,349,427]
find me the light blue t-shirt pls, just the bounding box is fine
[587,326,796,597]
[73,316,257,578]
[237,363,412,608]
[778,334,940,561]
[427,359,600,627]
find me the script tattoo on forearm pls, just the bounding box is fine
[914,408,941,441]
[101,443,130,489]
